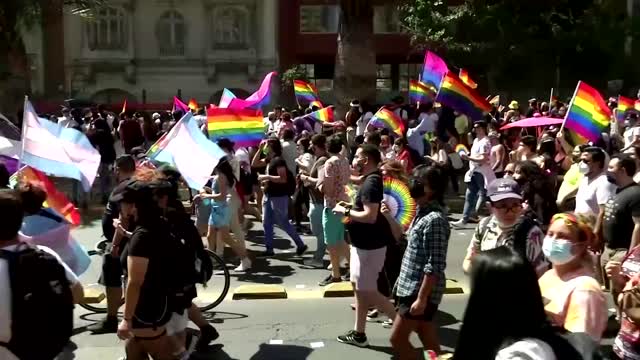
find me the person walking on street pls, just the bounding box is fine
[301,134,329,268]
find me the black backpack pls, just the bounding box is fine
[0,244,73,360]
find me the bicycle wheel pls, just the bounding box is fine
[192,250,231,312]
[77,248,110,313]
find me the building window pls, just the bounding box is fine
[157,10,185,56]
[86,7,127,51]
[399,63,422,91]
[376,64,392,92]
[299,64,334,91]
[212,6,249,49]
[300,5,339,33]
[374,5,401,33]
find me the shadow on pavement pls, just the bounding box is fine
[245,230,297,251]
[249,343,314,360]
[232,263,295,284]
[203,311,249,323]
[435,310,458,327]
[194,344,240,360]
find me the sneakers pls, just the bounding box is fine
[296,244,308,256]
[337,330,369,347]
[234,258,252,272]
[366,309,379,322]
[195,324,220,351]
[450,219,468,228]
[303,258,324,268]
[87,315,118,334]
[341,270,350,282]
[382,318,394,328]
[318,275,341,286]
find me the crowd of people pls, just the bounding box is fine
[3,91,640,359]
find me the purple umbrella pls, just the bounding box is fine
[500,117,564,130]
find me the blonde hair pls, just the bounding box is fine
[381,160,409,184]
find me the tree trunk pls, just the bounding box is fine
[334,0,376,119]
[0,3,30,123]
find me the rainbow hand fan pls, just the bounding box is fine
[383,177,417,230]
[455,144,469,156]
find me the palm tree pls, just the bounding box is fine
[333,0,376,117]
[0,0,105,121]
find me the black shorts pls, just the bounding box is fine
[99,251,123,288]
[396,296,438,322]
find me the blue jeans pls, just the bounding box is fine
[308,202,325,261]
[462,172,487,222]
[262,195,305,252]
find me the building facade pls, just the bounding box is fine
[25,0,278,106]
[278,0,423,104]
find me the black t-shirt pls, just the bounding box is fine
[603,183,640,249]
[264,156,289,197]
[120,224,172,325]
[101,178,129,242]
[347,171,390,250]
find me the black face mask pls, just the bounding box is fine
[606,172,618,185]
[409,178,426,199]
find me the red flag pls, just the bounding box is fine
[459,69,478,89]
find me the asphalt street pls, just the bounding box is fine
[62,206,475,359]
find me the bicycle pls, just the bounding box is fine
[78,239,231,313]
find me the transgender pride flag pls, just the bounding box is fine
[21,99,101,191]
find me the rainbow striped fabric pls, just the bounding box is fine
[307,106,335,123]
[207,108,265,147]
[459,68,478,89]
[436,71,491,120]
[409,80,434,104]
[618,95,635,122]
[369,108,405,136]
[563,81,611,143]
[309,100,324,109]
[188,98,198,111]
[635,99,640,112]
[294,80,319,104]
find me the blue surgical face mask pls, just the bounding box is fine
[542,236,576,265]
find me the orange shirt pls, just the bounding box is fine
[538,266,607,341]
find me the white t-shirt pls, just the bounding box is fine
[624,126,640,152]
[495,339,556,360]
[0,244,79,360]
[465,136,496,187]
[356,112,373,136]
[281,140,297,174]
[574,173,617,215]
[407,112,438,156]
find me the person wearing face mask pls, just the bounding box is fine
[538,213,607,341]
[462,178,548,276]
[332,144,397,347]
[452,121,496,227]
[389,165,450,359]
[622,114,640,153]
[601,154,640,299]
[573,147,616,252]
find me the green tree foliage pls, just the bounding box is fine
[400,0,636,95]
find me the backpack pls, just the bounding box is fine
[167,214,213,290]
[0,244,73,360]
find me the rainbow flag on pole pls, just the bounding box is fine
[435,71,491,120]
[562,81,611,143]
[409,80,434,104]
[207,108,265,148]
[369,108,405,136]
[306,106,335,123]
[618,95,635,122]
[459,68,478,89]
[188,98,199,111]
[309,100,324,109]
[294,80,319,104]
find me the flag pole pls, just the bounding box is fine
[559,81,580,133]
[17,95,28,174]
[549,88,554,109]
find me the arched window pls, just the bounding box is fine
[212,7,248,49]
[86,7,127,50]
[157,10,185,56]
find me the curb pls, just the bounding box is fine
[321,280,465,298]
[81,287,106,304]
[232,284,288,300]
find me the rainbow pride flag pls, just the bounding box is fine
[294,80,319,104]
[309,100,324,109]
[188,98,198,111]
[207,108,265,148]
[307,106,335,123]
[436,71,491,120]
[12,166,81,226]
[618,95,635,122]
[120,98,127,114]
[459,68,478,89]
[635,99,640,112]
[409,80,434,104]
[563,81,611,143]
[369,108,405,136]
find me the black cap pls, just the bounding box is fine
[111,179,153,203]
[487,178,522,202]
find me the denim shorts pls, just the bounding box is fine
[209,204,231,228]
